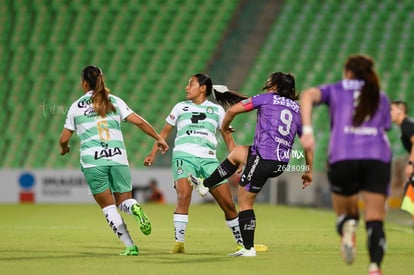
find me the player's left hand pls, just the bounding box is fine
[60,145,70,156]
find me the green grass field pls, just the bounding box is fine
[1,203,413,275]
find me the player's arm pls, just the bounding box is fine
[405,135,414,180]
[126,113,169,155]
[221,98,253,134]
[59,128,73,155]
[220,128,236,152]
[144,123,174,166]
[299,87,322,150]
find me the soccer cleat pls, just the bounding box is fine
[235,243,244,251]
[236,243,268,252]
[235,243,268,253]
[120,245,139,256]
[341,219,357,265]
[169,242,185,254]
[229,247,256,257]
[368,263,382,275]
[131,204,152,235]
[188,173,209,197]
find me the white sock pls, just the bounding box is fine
[102,205,134,247]
[226,217,243,245]
[119,198,138,215]
[173,214,188,243]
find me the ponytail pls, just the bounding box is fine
[345,55,380,126]
[82,66,116,117]
[212,85,248,109]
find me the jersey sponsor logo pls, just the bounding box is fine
[272,95,299,113]
[274,136,290,146]
[78,97,114,117]
[191,112,206,123]
[183,106,189,111]
[342,79,364,90]
[78,96,114,108]
[76,97,97,117]
[94,147,122,159]
[276,143,304,161]
[186,129,208,136]
[78,98,93,108]
[84,107,97,117]
[343,126,378,135]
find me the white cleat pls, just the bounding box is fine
[341,219,357,265]
[368,263,382,275]
[188,173,209,197]
[228,247,256,257]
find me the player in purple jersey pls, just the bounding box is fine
[189,72,313,256]
[300,55,391,275]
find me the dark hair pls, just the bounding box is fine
[82,65,116,117]
[193,73,213,97]
[391,100,408,114]
[212,87,248,109]
[345,55,380,126]
[262,72,298,100]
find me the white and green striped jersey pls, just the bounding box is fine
[64,90,134,168]
[166,100,225,159]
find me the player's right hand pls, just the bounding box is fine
[301,172,312,189]
[144,155,154,166]
[60,145,70,156]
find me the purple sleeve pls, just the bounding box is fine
[251,94,265,108]
[381,93,392,131]
[318,84,331,105]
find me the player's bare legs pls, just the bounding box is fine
[170,178,192,253]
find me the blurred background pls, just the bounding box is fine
[1,0,413,206]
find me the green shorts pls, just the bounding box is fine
[81,165,131,195]
[171,156,226,187]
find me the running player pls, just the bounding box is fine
[59,65,168,256]
[300,54,391,275]
[189,72,313,257]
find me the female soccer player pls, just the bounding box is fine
[59,65,168,256]
[144,73,244,254]
[300,54,391,275]
[189,72,313,257]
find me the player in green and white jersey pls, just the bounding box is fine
[144,73,242,254]
[59,65,168,256]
